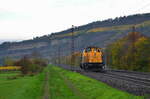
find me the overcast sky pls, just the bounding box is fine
[0,0,150,42]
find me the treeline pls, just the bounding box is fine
[51,52,82,66]
[3,52,48,75]
[106,31,150,72]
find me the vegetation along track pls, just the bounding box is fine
[57,64,150,96]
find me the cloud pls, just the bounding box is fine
[49,0,99,7]
[0,8,31,21]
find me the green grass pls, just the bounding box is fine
[0,72,19,81]
[0,65,145,99]
[48,66,81,99]
[49,65,144,99]
[0,71,45,99]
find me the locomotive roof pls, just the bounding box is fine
[85,46,100,49]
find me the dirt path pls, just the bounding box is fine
[43,70,50,99]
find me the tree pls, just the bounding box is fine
[4,57,15,66]
[106,31,150,72]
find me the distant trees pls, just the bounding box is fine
[3,57,15,66]
[106,31,150,72]
[14,55,48,75]
[14,56,32,74]
[52,52,82,66]
[2,51,48,75]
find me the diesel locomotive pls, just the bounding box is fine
[80,46,105,71]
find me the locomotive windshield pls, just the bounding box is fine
[85,48,91,52]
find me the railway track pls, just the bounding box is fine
[106,71,150,86]
[56,64,150,96]
[110,69,150,79]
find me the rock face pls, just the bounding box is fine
[0,13,150,64]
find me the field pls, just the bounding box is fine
[0,65,144,99]
[0,71,45,99]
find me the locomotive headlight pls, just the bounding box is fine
[102,66,105,69]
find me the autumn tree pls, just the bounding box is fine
[106,30,150,72]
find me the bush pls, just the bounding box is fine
[3,57,15,66]
[32,58,48,67]
[7,76,17,80]
[14,56,47,75]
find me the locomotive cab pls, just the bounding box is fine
[80,46,105,71]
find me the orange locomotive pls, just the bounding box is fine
[80,46,105,71]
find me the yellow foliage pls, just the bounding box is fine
[87,25,133,33]
[135,37,148,46]
[138,37,147,42]
[54,31,79,38]
[87,27,108,32]
[0,66,21,70]
[87,20,150,33]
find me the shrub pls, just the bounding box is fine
[14,56,47,75]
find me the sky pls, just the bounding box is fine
[0,0,150,42]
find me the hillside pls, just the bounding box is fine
[0,13,150,65]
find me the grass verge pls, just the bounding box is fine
[49,65,144,99]
[48,66,81,99]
